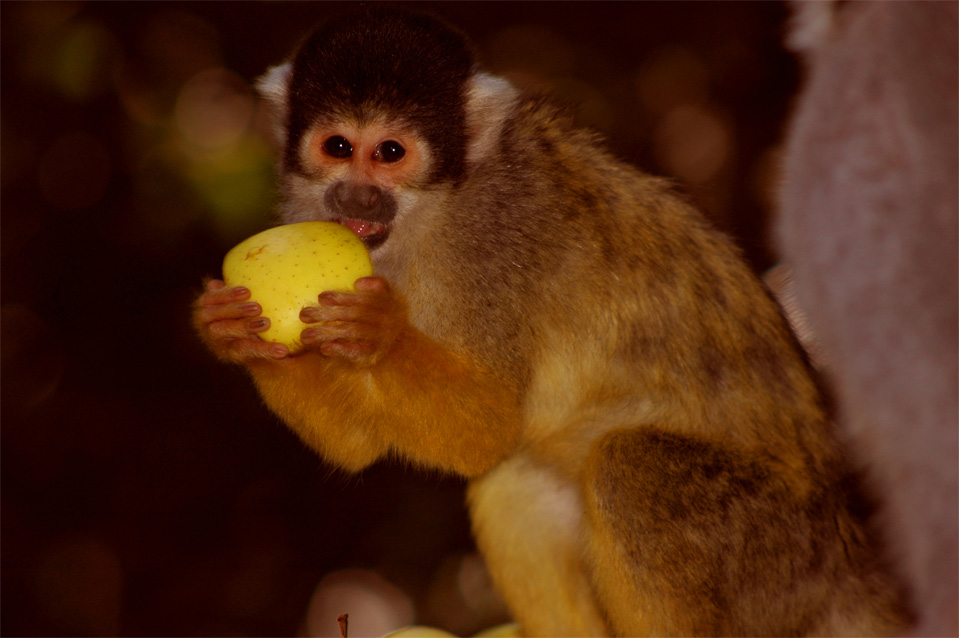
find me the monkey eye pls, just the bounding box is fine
[374,140,406,163]
[323,135,353,159]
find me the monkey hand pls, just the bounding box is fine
[298,276,404,366]
[192,279,290,364]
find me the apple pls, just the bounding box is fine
[382,623,522,637]
[474,624,522,637]
[382,627,457,638]
[222,221,373,353]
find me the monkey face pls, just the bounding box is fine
[285,119,433,251]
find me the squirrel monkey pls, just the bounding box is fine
[194,8,910,636]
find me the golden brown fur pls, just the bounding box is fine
[194,8,911,635]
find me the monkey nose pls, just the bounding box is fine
[345,183,379,210]
[326,182,391,220]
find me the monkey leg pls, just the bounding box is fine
[582,427,908,637]
[468,455,611,637]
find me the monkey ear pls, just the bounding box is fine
[255,62,293,148]
[464,72,520,167]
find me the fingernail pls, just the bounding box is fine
[270,344,288,358]
[250,318,269,330]
[241,302,260,315]
[300,329,315,343]
[232,287,250,298]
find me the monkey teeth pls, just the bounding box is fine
[338,218,389,239]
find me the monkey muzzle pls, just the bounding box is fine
[325,181,396,250]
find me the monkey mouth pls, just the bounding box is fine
[336,217,391,250]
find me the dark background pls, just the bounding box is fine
[1,2,799,635]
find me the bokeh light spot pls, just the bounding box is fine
[305,569,414,638]
[653,104,733,185]
[175,68,255,150]
[32,535,123,637]
[486,25,578,81]
[635,46,710,115]
[55,20,118,101]
[0,304,65,411]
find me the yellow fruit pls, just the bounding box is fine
[380,623,522,637]
[382,627,457,638]
[222,221,373,353]
[474,623,522,637]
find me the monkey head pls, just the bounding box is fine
[255,8,510,255]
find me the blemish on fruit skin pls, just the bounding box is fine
[245,245,268,260]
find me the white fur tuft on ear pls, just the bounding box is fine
[255,62,292,105]
[255,63,293,147]
[465,72,520,167]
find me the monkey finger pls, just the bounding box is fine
[208,316,272,341]
[300,322,363,345]
[197,301,263,325]
[198,284,252,308]
[222,338,289,363]
[299,304,366,324]
[318,292,398,325]
[318,288,391,308]
[352,276,390,294]
[317,290,358,307]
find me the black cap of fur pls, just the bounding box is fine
[286,7,477,183]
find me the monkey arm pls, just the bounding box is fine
[247,278,524,478]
